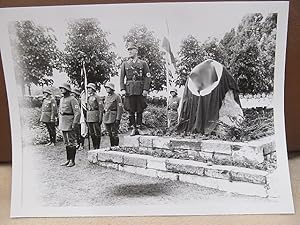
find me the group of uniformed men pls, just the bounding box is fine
[40,42,179,168]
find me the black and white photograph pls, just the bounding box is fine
[0,1,293,217]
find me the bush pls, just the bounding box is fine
[21,107,63,145]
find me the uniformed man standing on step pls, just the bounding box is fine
[40,88,58,146]
[86,83,104,149]
[120,42,151,136]
[103,83,123,147]
[58,83,80,167]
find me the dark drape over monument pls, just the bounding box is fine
[177,60,242,134]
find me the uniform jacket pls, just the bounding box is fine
[103,93,123,124]
[58,95,80,131]
[40,96,57,123]
[86,93,104,123]
[120,58,151,96]
[74,96,81,124]
[167,96,181,111]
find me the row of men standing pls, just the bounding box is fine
[39,42,152,167]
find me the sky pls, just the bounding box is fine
[6,2,276,95]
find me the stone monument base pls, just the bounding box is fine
[88,135,277,198]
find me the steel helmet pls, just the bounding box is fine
[42,88,52,95]
[87,83,97,91]
[104,82,115,91]
[59,82,71,92]
[71,87,81,96]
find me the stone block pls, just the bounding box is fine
[230,167,267,184]
[198,152,214,162]
[123,154,147,168]
[98,161,119,170]
[205,166,231,180]
[266,170,280,198]
[120,165,157,178]
[153,137,171,149]
[179,174,219,190]
[139,136,154,147]
[232,146,264,167]
[213,153,232,165]
[147,157,167,171]
[87,150,98,164]
[179,173,267,197]
[170,139,201,151]
[135,167,158,178]
[187,150,200,160]
[262,141,276,156]
[163,149,175,158]
[220,180,267,197]
[201,140,232,154]
[166,159,205,176]
[98,151,124,164]
[121,135,140,148]
[157,170,179,181]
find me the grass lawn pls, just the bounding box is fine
[21,137,273,208]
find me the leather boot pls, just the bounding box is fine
[130,128,136,136]
[67,146,76,167]
[61,146,70,166]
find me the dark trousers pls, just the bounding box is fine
[87,122,101,149]
[45,122,56,143]
[74,123,84,146]
[124,95,146,128]
[62,130,77,162]
[129,112,143,127]
[105,122,119,147]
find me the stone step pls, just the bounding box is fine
[88,149,277,198]
[116,135,276,170]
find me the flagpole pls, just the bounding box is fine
[82,61,91,150]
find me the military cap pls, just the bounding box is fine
[104,82,115,91]
[71,87,81,96]
[170,87,178,94]
[42,88,52,95]
[87,83,97,91]
[59,82,71,92]
[127,42,138,50]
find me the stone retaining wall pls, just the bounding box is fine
[88,149,277,198]
[117,135,276,170]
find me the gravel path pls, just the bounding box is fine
[22,138,273,207]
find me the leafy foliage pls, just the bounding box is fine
[9,21,62,95]
[123,25,166,91]
[177,13,277,94]
[64,18,117,87]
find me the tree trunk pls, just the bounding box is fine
[27,85,32,96]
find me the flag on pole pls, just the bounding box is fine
[162,36,177,91]
[80,63,88,137]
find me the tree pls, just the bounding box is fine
[64,18,117,87]
[176,35,226,86]
[176,35,203,86]
[224,13,276,94]
[9,21,62,96]
[123,25,166,92]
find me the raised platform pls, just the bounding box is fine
[88,149,277,198]
[88,135,277,198]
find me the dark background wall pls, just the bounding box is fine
[0,0,299,162]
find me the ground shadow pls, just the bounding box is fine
[111,181,172,198]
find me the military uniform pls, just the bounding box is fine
[40,90,57,145]
[167,95,181,128]
[59,95,80,145]
[103,83,123,147]
[120,58,151,127]
[86,92,104,149]
[72,88,85,149]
